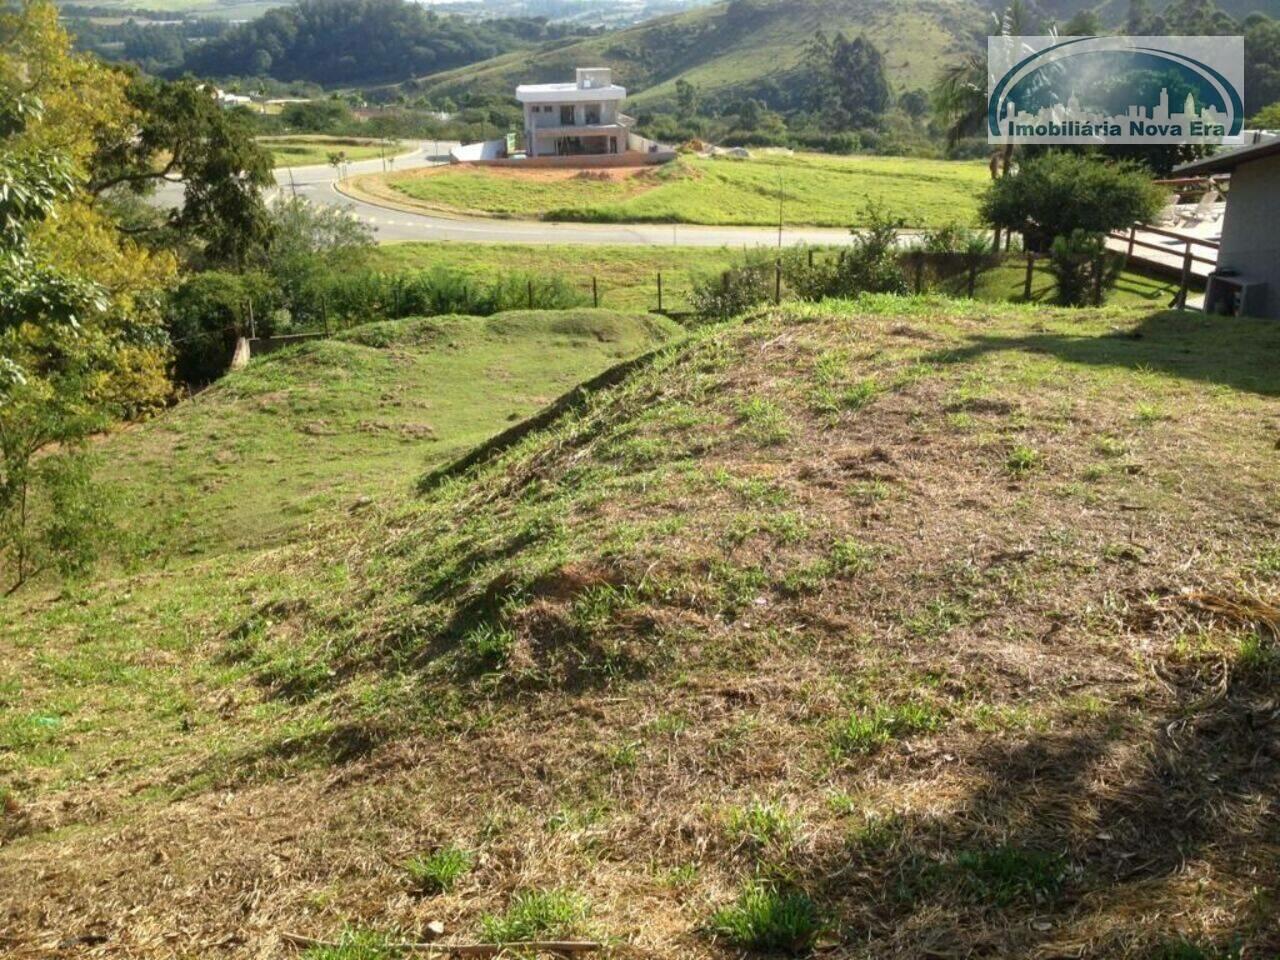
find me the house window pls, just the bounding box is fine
[560,105,575,125]
[585,105,600,124]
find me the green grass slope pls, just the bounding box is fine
[92,308,680,565]
[4,296,1278,958]
[414,0,980,108]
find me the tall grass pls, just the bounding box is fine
[295,266,589,331]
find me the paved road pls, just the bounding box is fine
[154,140,861,248]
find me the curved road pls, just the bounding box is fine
[156,140,860,248]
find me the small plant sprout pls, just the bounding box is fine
[405,846,473,895]
[1005,444,1042,477]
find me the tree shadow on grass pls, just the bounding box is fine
[924,310,1280,397]
[788,633,1280,956]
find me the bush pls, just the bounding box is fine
[980,152,1167,254]
[784,203,908,300]
[1047,230,1119,306]
[690,254,778,321]
[166,271,281,384]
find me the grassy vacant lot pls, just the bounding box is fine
[75,309,680,565]
[4,295,1278,959]
[365,241,1190,313]
[384,153,989,227]
[260,136,405,168]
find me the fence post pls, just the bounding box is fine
[247,299,256,340]
[322,295,330,337]
[774,259,782,305]
[967,260,977,299]
[1125,223,1136,268]
[1177,242,1192,309]
[1023,253,1035,300]
[528,278,534,309]
[657,272,664,313]
[592,275,599,308]
[807,248,814,268]
[913,253,924,295]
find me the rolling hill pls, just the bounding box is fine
[411,0,984,109]
[4,297,1279,957]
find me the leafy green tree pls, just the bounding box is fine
[981,152,1166,305]
[1252,101,1280,128]
[675,78,698,119]
[280,98,354,133]
[89,75,274,268]
[258,197,372,320]
[1125,0,1153,34]
[1062,11,1103,34]
[829,33,891,128]
[1244,18,1280,116]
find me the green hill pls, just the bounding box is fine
[71,309,681,564]
[4,296,1278,957]
[414,0,982,109]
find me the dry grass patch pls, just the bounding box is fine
[3,297,1279,958]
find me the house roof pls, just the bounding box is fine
[515,82,626,104]
[1174,137,1280,176]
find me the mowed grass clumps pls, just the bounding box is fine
[384,152,989,227]
[4,297,1280,958]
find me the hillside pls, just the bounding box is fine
[4,297,1278,958]
[74,309,681,564]
[411,0,982,109]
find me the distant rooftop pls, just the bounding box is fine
[516,68,626,103]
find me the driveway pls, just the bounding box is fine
[153,140,862,248]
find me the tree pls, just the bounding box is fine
[1062,11,1103,35]
[1252,101,1280,128]
[980,152,1167,304]
[675,78,698,119]
[829,33,891,127]
[1,0,179,590]
[258,197,372,319]
[1244,18,1280,117]
[88,75,275,268]
[1125,0,1153,34]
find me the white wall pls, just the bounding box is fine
[1217,153,1280,318]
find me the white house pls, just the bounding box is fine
[1176,138,1280,318]
[516,68,633,158]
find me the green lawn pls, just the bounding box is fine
[260,136,404,168]
[93,309,680,566]
[386,153,991,227]
[364,242,1192,313]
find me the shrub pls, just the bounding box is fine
[166,270,281,384]
[690,254,777,321]
[1047,229,1119,306]
[783,203,908,300]
[709,882,823,955]
[980,152,1167,255]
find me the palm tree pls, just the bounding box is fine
[931,1,1049,246]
